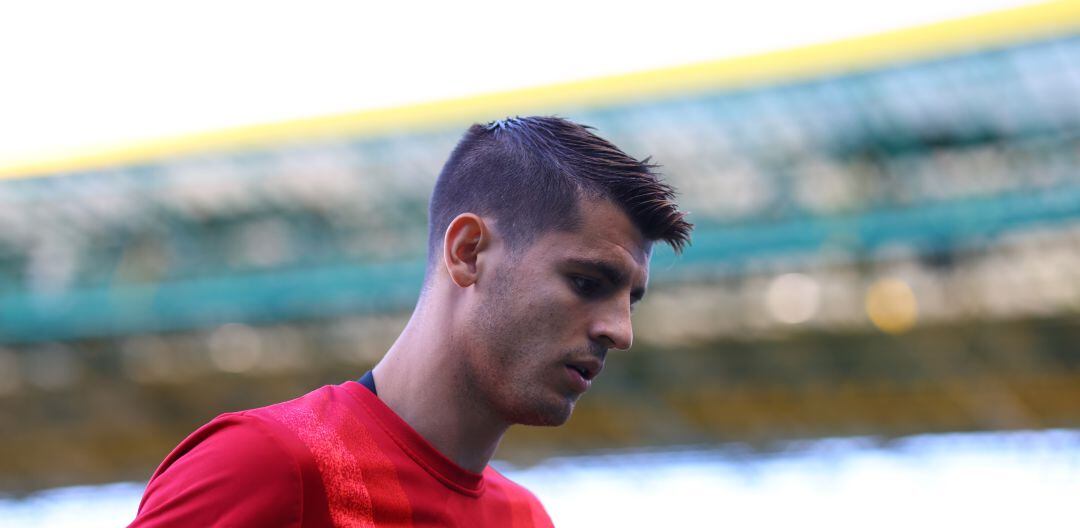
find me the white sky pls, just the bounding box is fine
[0,0,1039,168]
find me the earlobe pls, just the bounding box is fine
[442,213,488,288]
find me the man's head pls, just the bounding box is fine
[425,116,691,426]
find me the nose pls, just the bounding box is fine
[590,299,633,351]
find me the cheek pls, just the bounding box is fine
[473,274,588,368]
[492,295,571,363]
[516,297,589,369]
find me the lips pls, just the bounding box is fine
[565,357,602,381]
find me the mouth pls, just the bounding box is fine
[564,358,602,381]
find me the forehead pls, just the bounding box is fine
[529,199,651,277]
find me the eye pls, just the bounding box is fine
[570,275,602,298]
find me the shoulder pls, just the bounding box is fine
[131,391,339,527]
[131,412,303,527]
[484,467,555,528]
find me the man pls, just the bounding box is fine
[130,116,691,527]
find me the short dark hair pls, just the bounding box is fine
[427,116,691,267]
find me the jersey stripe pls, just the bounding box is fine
[267,387,413,527]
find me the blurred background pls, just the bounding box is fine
[2,1,1080,526]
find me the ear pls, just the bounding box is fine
[442,213,489,288]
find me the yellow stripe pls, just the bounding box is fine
[3,0,1079,181]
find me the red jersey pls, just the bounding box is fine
[130,381,554,527]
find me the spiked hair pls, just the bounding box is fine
[427,116,692,268]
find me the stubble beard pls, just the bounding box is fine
[469,271,576,427]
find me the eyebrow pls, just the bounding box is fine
[566,258,647,304]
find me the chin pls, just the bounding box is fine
[506,398,575,427]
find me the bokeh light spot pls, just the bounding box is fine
[865,278,918,334]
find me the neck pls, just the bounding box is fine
[371,298,508,473]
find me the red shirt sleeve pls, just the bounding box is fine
[129,412,305,527]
